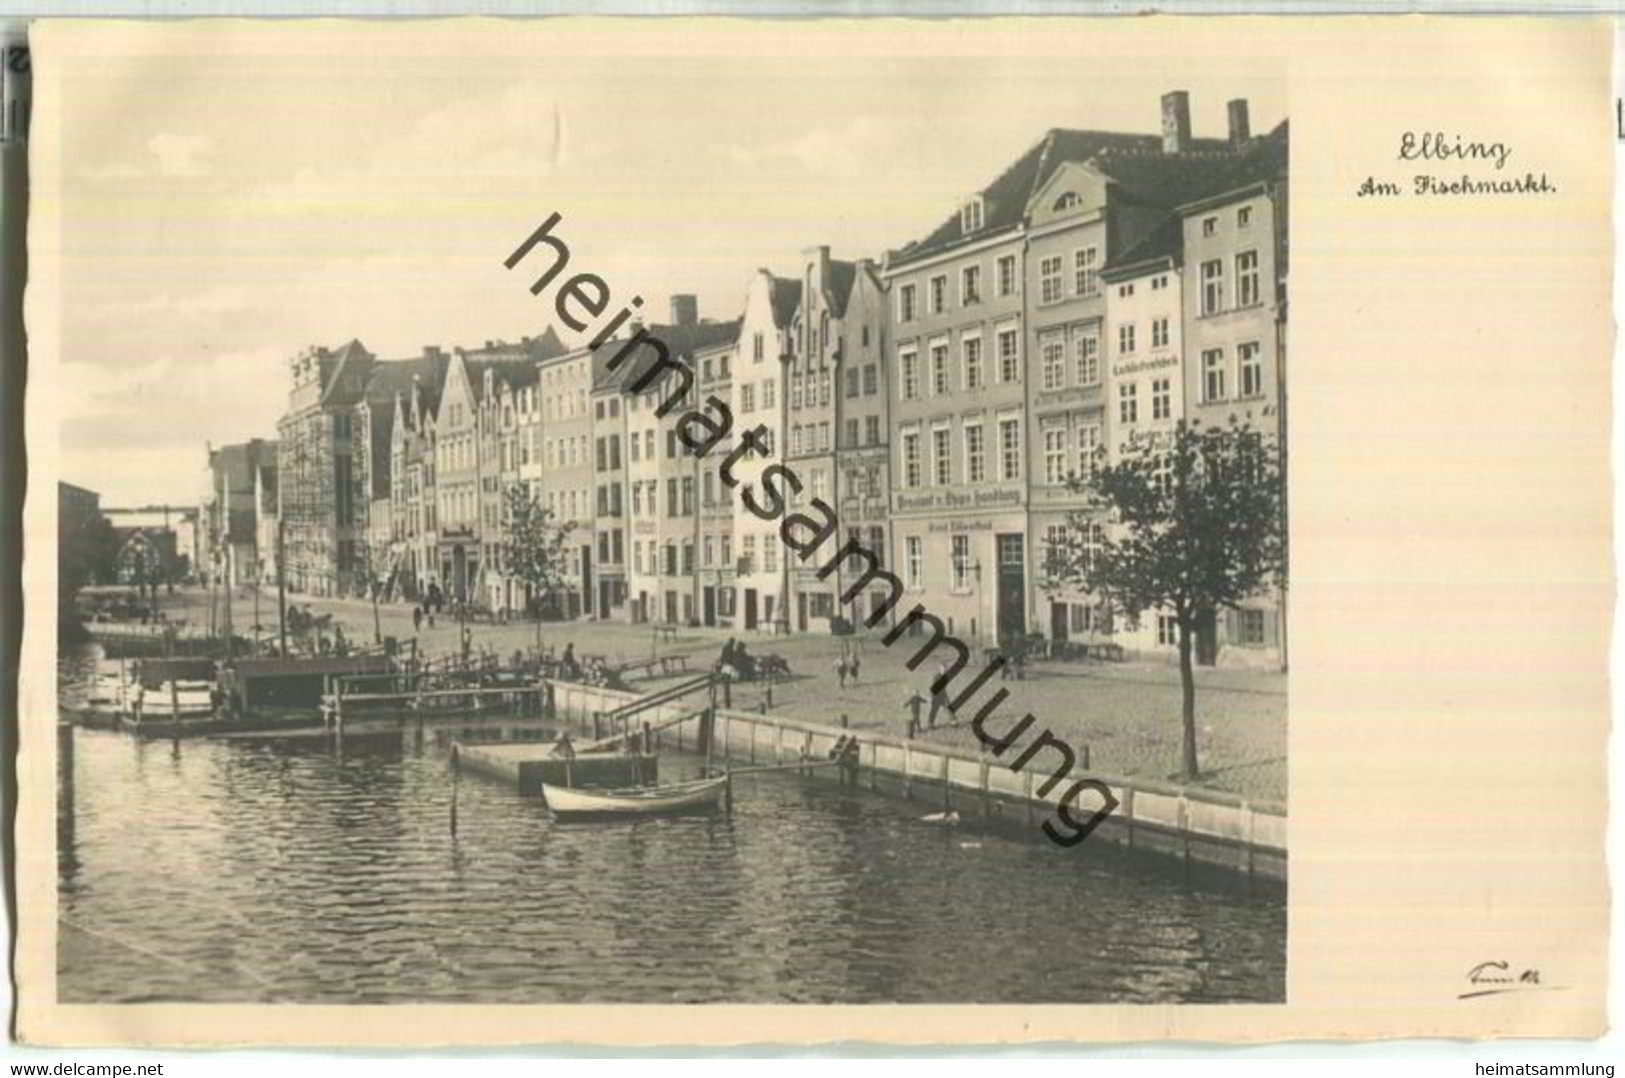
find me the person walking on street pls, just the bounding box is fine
[412,605,423,633]
[834,654,848,688]
[927,660,956,729]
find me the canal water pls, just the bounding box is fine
[57,647,1286,1004]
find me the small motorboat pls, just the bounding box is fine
[541,776,728,819]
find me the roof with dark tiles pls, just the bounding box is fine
[889,128,1237,270]
[592,319,743,395]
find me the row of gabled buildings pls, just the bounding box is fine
[239,91,1285,667]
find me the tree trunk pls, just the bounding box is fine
[1178,618,1199,781]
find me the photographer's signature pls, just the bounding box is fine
[1459,961,1566,1000]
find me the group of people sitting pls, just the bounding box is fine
[556,643,620,688]
[716,637,757,681]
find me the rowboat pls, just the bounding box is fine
[541,776,728,819]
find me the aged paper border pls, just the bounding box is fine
[14,15,1614,1046]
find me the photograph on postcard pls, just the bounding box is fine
[45,32,1287,1007]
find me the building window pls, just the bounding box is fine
[1119,382,1138,424]
[1237,250,1260,307]
[865,415,881,446]
[906,536,924,589]
[999,417,1022,481]
[845,417,860,447]
[863,364,878,396]
[962,198,983,233]
[963,335,984,390]
[1152,377,1172,420]
[902,431,922,488]
[931,341,950,395]
[1151,613,1180,647]
[1076,423,1101,478]
[997,254,1017,297]
[900,348,920,400]
[1201,259,1225,315]
[846,367,861,398]
[997,327,1020,383]
[964,424,986,483]
[1075,247,1100,296]
[1203,348,1227,402]
[1237,206,1253,229]
[1043,427,1067,485]
[930,274,947,315]
[1042,337,1066,390]
[1151,317,1170,350]
[933,427,952,486]
[1118,323,1136,354]
[791,380,803,411]
[1040,255,1064,304]
[753,332,765,362]
[1202,216,1218,238]
[763,379,776,409]
[741,384,755,412]
[703,536,715,567]
[899,284,917,323]
[951,534,972,592]
[962,264,981,305]
[1240,340,1264,397]
[1117,283,1134,298]
[1076,329,1100,386]
[741,535,755,575]
[1240,608,1266,645]
[764,540,779,574]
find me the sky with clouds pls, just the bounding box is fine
[49,23,1285,506]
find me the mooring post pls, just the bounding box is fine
[723,679,732,708]
[450,745,460,838]
[765,681,773,709]
[941,753,951,810]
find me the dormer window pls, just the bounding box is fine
[1053,191,1082,212]
[961,196,984,234]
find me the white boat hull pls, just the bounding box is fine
[541,776,727,818]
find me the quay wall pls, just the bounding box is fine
[546,680,1287,884]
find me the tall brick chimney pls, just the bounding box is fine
[1227,98,1251,145]
[669,293,698,326]
[1161,91,1191,154]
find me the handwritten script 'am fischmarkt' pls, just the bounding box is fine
[1356,131,1555,198]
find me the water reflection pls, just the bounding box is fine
[56,647,1284,1004]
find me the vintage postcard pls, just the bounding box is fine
[13,16,1612,1045]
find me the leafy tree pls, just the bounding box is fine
[502,483,575,651]
[1057,419,1285,781]
[59,513,120,619]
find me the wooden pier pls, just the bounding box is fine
[544,680,1287,883]
[452,741,659,795]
